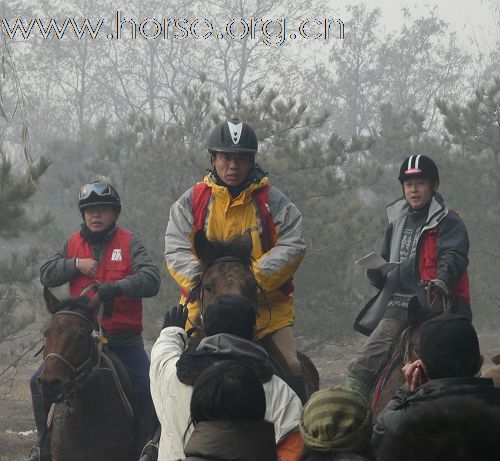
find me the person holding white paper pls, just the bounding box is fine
[345,154,471,398]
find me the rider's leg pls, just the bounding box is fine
[28,363,52,461]
[346,318,406,399]
[261,326,309,404]
[110,343,159,457]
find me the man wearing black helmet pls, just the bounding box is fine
[29,181,160,461]
[345,154,471,398]
[164,118,307,402]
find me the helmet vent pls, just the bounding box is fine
[227,120,243,145]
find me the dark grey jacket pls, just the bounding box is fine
[183,420,277,461]
[372,376,500,450]
[39,226,160,299]
[355,193,470,335]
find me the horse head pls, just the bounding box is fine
[39,287,101,402]
[193,229,258,313]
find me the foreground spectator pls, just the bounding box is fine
[374,395,500,461]
[183,360,277,461]
[372,314,500,449]
[299,386,374,461]
[150,295,302,460]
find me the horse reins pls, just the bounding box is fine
[423,280,452,313]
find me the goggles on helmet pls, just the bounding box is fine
[79,182,114,201]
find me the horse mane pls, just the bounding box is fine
[197,234,253,269]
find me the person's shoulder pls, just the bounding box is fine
[443,208,466,223]
[68,230,81,239]
[265,185,296,215]
[437,208,468,235]
[265,374,301,402]
[65,230,82,247]
[116,226,134,236]
[179,184,196,200]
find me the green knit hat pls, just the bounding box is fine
[300,386,373,453]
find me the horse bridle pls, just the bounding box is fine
[43,288,106,398]
[43,311,100,384]
[183,256,272,335]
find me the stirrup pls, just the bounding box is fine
[22,446,40,461]
[138,440,159,461]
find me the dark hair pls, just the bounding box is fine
[375,396,500,461]
[298,448,337,461]
[190,360,266,425]
[203,294,256,340]
[419,315,481,379]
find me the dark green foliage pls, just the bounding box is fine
[0,155,49,344]
[437,78,500,329]
[0,154,50,238]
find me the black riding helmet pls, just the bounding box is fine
[208,118,258,156]
[78,181,121,213]
[398,154,439,183]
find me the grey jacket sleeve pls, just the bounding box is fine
[436,211,469,288]
[252,186,306,292]
[39,239,80,287]
[116,234,161,298]
[366,225,392,290]
[164,187,202,290]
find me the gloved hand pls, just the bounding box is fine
[366,268,384,287]
[97,283,123,317]
[162,305,188,330]
[97,283,123,301]
[429,279,448,297]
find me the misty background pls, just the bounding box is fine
[0,0,499,372]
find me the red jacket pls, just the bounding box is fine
[67,227,143,334]
[419,227,470,302]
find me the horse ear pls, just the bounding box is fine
[43,287,60,315]
[87,292,101,312]
[241,228,253,254]
[193,229,211,262]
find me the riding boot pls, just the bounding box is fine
[135,394,159,459]
[288,373,309,405]
[345,374,372,400]
[29,393,52,461]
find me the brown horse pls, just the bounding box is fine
[187,229,320,397]
[370,303,441,417]
[370,325,421,417]
[39,288,135,461]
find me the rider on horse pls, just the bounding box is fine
[346,154,471,398]
[164,118,308,401]
[30,180,160,460]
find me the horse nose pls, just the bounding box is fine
[39,377,64,398]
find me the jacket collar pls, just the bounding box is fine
[204,173,268,206]
[386,192,447,230]
[176,334,275,385]
[407,376,497,403]
[197,334,270,362]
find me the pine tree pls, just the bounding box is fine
[0,153,50,345]
[436,78,500,328]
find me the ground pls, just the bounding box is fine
[0,332,498,461]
